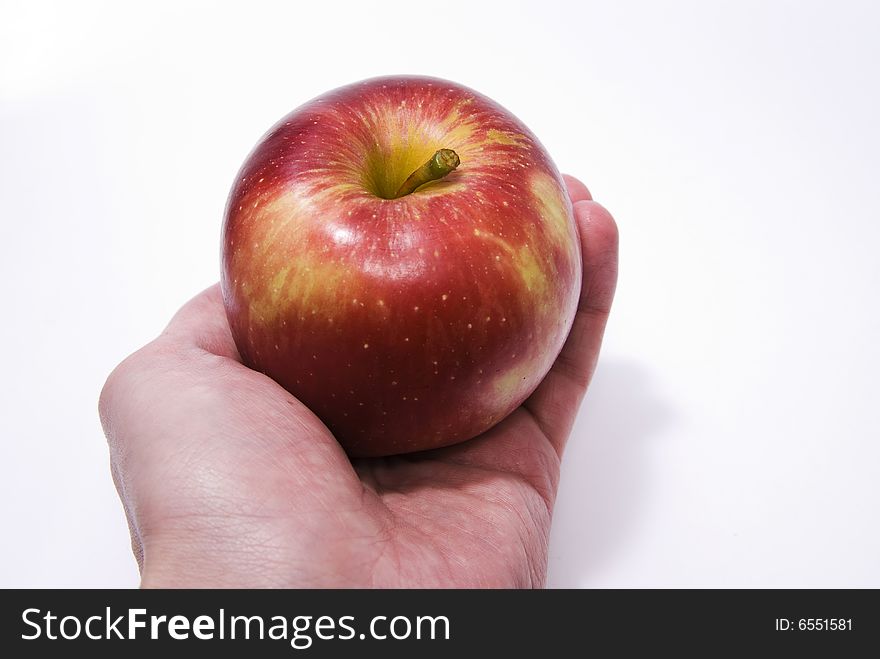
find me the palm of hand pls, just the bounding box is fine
[100,180,617,588]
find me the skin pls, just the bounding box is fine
[99,176,618,588]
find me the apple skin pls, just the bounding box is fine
[221,76,581,457]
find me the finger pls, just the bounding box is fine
[563,174,592,203]
[160,283,241,360]
[523,198,619,456]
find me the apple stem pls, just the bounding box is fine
[393,149,460,198]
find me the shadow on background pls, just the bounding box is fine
[546,358,676,586]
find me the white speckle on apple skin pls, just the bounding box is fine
[223,77,580,457]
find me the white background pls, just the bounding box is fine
[1,0,878,587]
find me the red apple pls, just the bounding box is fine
[221,76,581,457]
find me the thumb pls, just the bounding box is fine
[98,286,361,577]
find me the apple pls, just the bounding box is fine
[221,76,581,457]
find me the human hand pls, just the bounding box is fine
[98,176,618,588]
